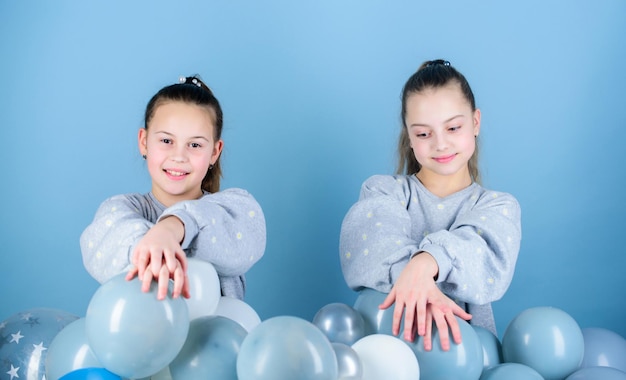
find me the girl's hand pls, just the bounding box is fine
[379,252,472,351]
[126,216,190,300]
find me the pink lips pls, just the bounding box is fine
[433,154,456,164]
[164,169,189,180]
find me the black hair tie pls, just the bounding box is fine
[426,59,451,67]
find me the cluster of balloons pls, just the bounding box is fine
[0,258,261,380]
[2,268,626,380]
[350,289,626,380]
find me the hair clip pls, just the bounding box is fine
[426,60,451,67]
[178,76,203,88]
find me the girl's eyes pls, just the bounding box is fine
[414,125,461,138]
[159,139,202,148]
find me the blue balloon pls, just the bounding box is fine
[0,308,79,380]
[59,367,122,380]
[169,315,247,380]
[313,303,366,345]
[502,306,584,380]
[46,318,103,380]
[407,316,483,380]
[473,325,503,370]
[565,366,626,380]
[352,288,395,336]
[331,343,363,379]
[580,327,626,372]
[479,363,544,380]
[85,273,189,379]
[237,316,338,380]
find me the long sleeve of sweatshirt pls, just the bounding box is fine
[339,175,521,306]
[80,188,266,299]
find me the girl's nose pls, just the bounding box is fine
[170,145,188,163]
[433,133,449,151]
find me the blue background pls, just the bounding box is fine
[1,1,625,339]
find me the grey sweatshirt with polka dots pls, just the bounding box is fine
[340,175,521,334]
[80,188,266,300]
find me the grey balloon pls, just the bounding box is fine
[332,343,363,380]
[313,303,366,346]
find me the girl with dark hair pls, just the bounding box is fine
[81,76,266,301]
[340,60,521,351]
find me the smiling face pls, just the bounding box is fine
[139,101,223,207]
[405,83,481,195]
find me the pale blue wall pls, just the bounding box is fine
[1,1,625,338]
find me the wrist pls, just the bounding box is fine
[411,251,439,280]
[159,216,185,243]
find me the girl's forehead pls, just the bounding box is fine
[407,85,471,115]
[149,101,216,136]
[412,83,466,102]
[152,101,215,119]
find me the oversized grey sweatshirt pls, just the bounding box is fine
[339,175,521,334]
[80,188,266,300]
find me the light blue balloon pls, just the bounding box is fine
[473,325,503,370]
[332,343,363,379]
[407,316,483,380]
[46,318,103,380]
[131,366,172,380]
[565,366,626,380]
[237,316,338,380]
[580,327,626,372]
[169,315,247,380]
[0,308,79,380]
[502,307,584,380]
[352,288,395,336]
[313,303,366,345]
[479,363,544,380]
[85,273,189,379]
[59,367,122,380]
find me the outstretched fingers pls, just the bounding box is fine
[131,247,151,282]
[156,264,170,300]
[423,310,433,351]
[380,289,396,310]
[427,301,473,351]
[401,302,416,342]
[432,307,452,351]
[154,258,188,300]
[446,311,462,345]
[141,266,154,293]
[125,266,138,281]
[448,302,472,344]
[415,295,428,338]
[170,261,188,299]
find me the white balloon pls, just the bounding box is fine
[185,258,221,320]
[352,334,420,380]
[214,296,261,332]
